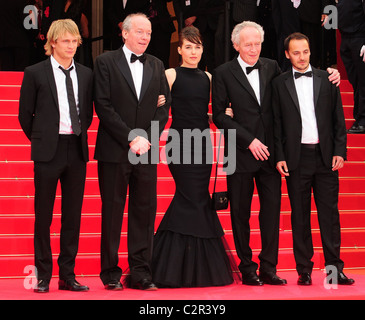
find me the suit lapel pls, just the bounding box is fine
[284,72,301,114]
[115,47,138,98]
[75,62,83,112]
[230,58,260,105]
[44,58,59,110]
[140,56,153,102]
[312,68,322,110]
[258,58,267,104]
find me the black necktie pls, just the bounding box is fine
[59,66,81,136]
[130,53,146,64]
[246,61,260,74]
[294,71,313,79]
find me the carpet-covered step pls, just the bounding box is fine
[2,227,364,257]
[0,86,20,100]
[0,249,337,278]
[1,176,364,197]
[1,160,364,180]
[0,193,363,216]
[0,100,19,114]
[2,144,363,162]
[0,72,23,85]
[281,211,365,231]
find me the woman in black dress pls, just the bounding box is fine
[151,26,236,287]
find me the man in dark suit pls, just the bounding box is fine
[271,0,300,71]
[93,13,171,291]
[173,0,225,71]
[212,21,286,286]
[145,0,176,69]
[0,0,31,71]
[297,0,331,68]
[337,0,365,134]
[106,0,148,50]
[272,32,354,286]
[19,19,93,293]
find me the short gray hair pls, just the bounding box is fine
[231,21,265,46]
[122,13,149,32]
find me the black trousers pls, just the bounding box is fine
[34,135,86,282]
[227,161,282,275]
[286,145,344,274]
[340,35,365,126]
[98,160,157,285]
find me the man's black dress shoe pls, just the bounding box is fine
[58,279,89,291]
[347,124,365,134]
[34,280,49,293]
[104,280,124,290]
[327,272,355,285]
[132,279,158,291]
[297,273,312,285]
[259,272,287,285]
[242,272,264,286]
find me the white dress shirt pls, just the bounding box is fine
[293,65,319,144]
[237,55,261,105]
[50,55,79,135]
[123,45,144,100]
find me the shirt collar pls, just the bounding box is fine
[51,55,75,71]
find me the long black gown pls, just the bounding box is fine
[151,66,234,287]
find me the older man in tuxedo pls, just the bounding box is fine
[93,13,171,291]
[19,19,93,293]
[272,33,354,286]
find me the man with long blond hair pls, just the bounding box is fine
[19,19,93,293]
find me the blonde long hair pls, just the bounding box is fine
[44,19,82,56]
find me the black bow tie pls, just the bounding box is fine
[294,71,313,79]
[130,53,146,64]
[246,61,260,74]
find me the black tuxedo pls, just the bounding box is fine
[212,57,282,275]
[0,0,30,70]
[18,58,93,282]
[93,46,171,285]
[271,0,300,71]
[232,0,258,23]
[173,0,225,70]
[297,0,331,67]
[107,0,148,49]
[272,67,347,274]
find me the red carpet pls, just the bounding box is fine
[1,71,365,301]
[0,271,364,301]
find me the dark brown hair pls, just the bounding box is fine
[178,26,203,47]
[284,32,310,51]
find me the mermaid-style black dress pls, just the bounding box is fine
[151,67,234,287]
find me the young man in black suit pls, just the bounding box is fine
[93,13,171,291]
[19,19,93,293]
[337,0,365,134]
[272,32,354,286]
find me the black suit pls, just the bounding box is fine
[212,57,282,275]
[93,46,171,285]
[173,0,225,70]
[18,58,93,282]
[145,0,176,69]
[0,0,31,70]
[297,0,331,67]
[106,0,148,50]
[337,0,365,127]
[272,67,347,274]
[231,0,258,23]
[271,0,300,71]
